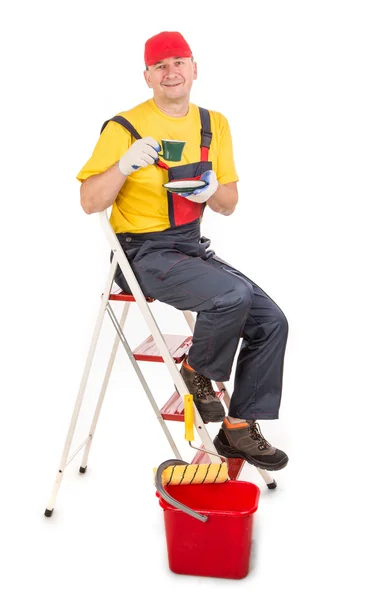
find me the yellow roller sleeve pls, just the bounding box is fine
[154,463,229,486]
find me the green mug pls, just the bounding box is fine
[158,139,186,162]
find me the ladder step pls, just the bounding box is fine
[133,334,192,363]
[160,390,225,421]
[109,291,155,302]
[226,458,246,481]
[191,449,246,481]
[160,391,184,421]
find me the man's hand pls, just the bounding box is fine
[178,170,219,203]
[118,137,161,176]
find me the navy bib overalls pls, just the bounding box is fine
[100,111,289,420]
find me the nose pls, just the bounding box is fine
[165,63,179,77]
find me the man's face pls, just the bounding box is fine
[144,57,197,101]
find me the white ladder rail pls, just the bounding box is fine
[98,211,220,460]
[44,210,222,516]
[45,259,118,515]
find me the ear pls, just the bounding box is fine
[193,62,198,81]
[144,69,153,89]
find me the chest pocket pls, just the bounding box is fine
[166,160,212,227]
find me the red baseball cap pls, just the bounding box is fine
[144,31,192,67]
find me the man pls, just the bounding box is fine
[77,31,289,471]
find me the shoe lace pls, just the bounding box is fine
[193,373,216,400]
[248,421,272,451]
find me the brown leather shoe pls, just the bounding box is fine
[214,418,288,471]
[180,363,225,423]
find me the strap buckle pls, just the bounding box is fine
[200,129,212,148]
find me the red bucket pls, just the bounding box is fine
[157,480,260,579]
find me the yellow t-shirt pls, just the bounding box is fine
[77,99,238,233]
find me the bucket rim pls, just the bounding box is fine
[157,479,260,517]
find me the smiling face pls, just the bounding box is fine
[144,56,197,104]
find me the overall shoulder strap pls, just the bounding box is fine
[100,115,142,139]
[101,114,169,170]
[198,107,212,161]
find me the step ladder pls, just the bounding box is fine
[44,210,276,517]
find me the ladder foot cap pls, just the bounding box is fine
[79,466,87,474]
[267,480,277,489]
[44,508,53,517]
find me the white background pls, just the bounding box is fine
[1,1,391,598]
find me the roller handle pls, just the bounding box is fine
[155,459,208,523]
[183,394,194,441]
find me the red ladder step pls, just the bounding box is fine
[109,291,155,302]
[191,446,246,481]
[226,458,246,481]
[132,334,192,363]
[160,390,226,422]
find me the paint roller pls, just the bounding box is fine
[154,393,228,522]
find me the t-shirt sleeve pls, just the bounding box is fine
[215,113,239,185]
[76,120,133,182]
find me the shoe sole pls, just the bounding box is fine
[199,414,225,424]
[193,408,225,424]
[213,437,289,471]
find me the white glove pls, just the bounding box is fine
[118,137,161,176]
[178,170,218,203]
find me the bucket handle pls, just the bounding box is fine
[155,459,208,523]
